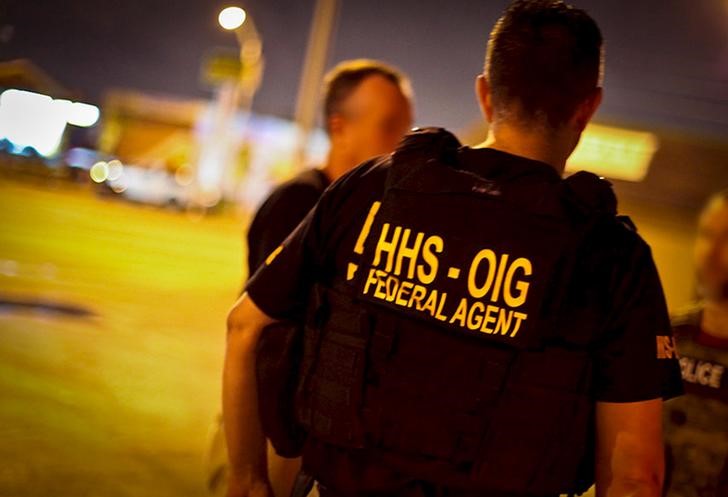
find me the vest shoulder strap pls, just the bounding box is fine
[394,127,462,162]
[386,128,462,188]
[562,171,617,218]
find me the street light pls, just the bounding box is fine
[215,5,263,101]
[218,6,247,31]
[193,6,264,210]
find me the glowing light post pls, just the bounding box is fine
[218,6,264,111]
[194,6,264,210]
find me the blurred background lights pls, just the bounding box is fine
[89,161,109,183]
[106,159,124,181]
[0,89,100,158]
[65,101,101,127]
[566,124,659,182]
[0,260,19,278]
[0,89,67,157]
[110,182,127,193]
[199,187,222,208]
[174,165,193,186]
[218,6,247,30]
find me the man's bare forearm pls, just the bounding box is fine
[222,321,268,486]
[595,400,664,497]
[597,477,662,497]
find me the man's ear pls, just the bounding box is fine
[572,87,602,132]
[476,74,495,123]
[327,114,345,140]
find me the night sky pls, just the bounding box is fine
[2,0,727,138]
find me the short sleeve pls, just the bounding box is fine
[245,199,326,321]
[246,182,323,277]
[244,158,387,321]
[592,231,684,403]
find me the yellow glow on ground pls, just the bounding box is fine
[0,178,247,495]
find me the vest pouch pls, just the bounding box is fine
[471,348,593,494]
[295,285,371,448]
[362,320,515,465]
[371,399,490,462]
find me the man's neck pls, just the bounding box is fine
[702,300,728,340]
[321,147,355,183]
[477,124,573,175]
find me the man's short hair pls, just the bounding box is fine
[322,59,412,133]
[485,0,603,128]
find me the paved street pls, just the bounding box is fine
[0,179,245,496]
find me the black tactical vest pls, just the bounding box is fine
[292,128,619,495]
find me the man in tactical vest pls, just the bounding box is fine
[207,60,413,497]
[223,2,683,497]
[664,190,728,497]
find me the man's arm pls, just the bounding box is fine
[595,399,665,497]
[223,293,277,497]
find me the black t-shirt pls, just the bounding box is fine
[245,147,683,491]
[247,147,681,402]
[246,168,330,278]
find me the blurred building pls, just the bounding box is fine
[99,90,204,174]
[97,88,328,210]
[0,59,73,99]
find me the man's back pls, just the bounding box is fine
[244,131,682,495]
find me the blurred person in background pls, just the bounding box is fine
[206,59,413,497]
[664,190,728,497]
[246,59,414,276]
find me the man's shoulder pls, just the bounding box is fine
[574,209,656,292]
[602,215,646,250]
[269,169,329,201]
[252,169,328,218]
[576,202,645,257]
[323,155,391,202]
[337,155,391,185]
[248,170,329,240]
